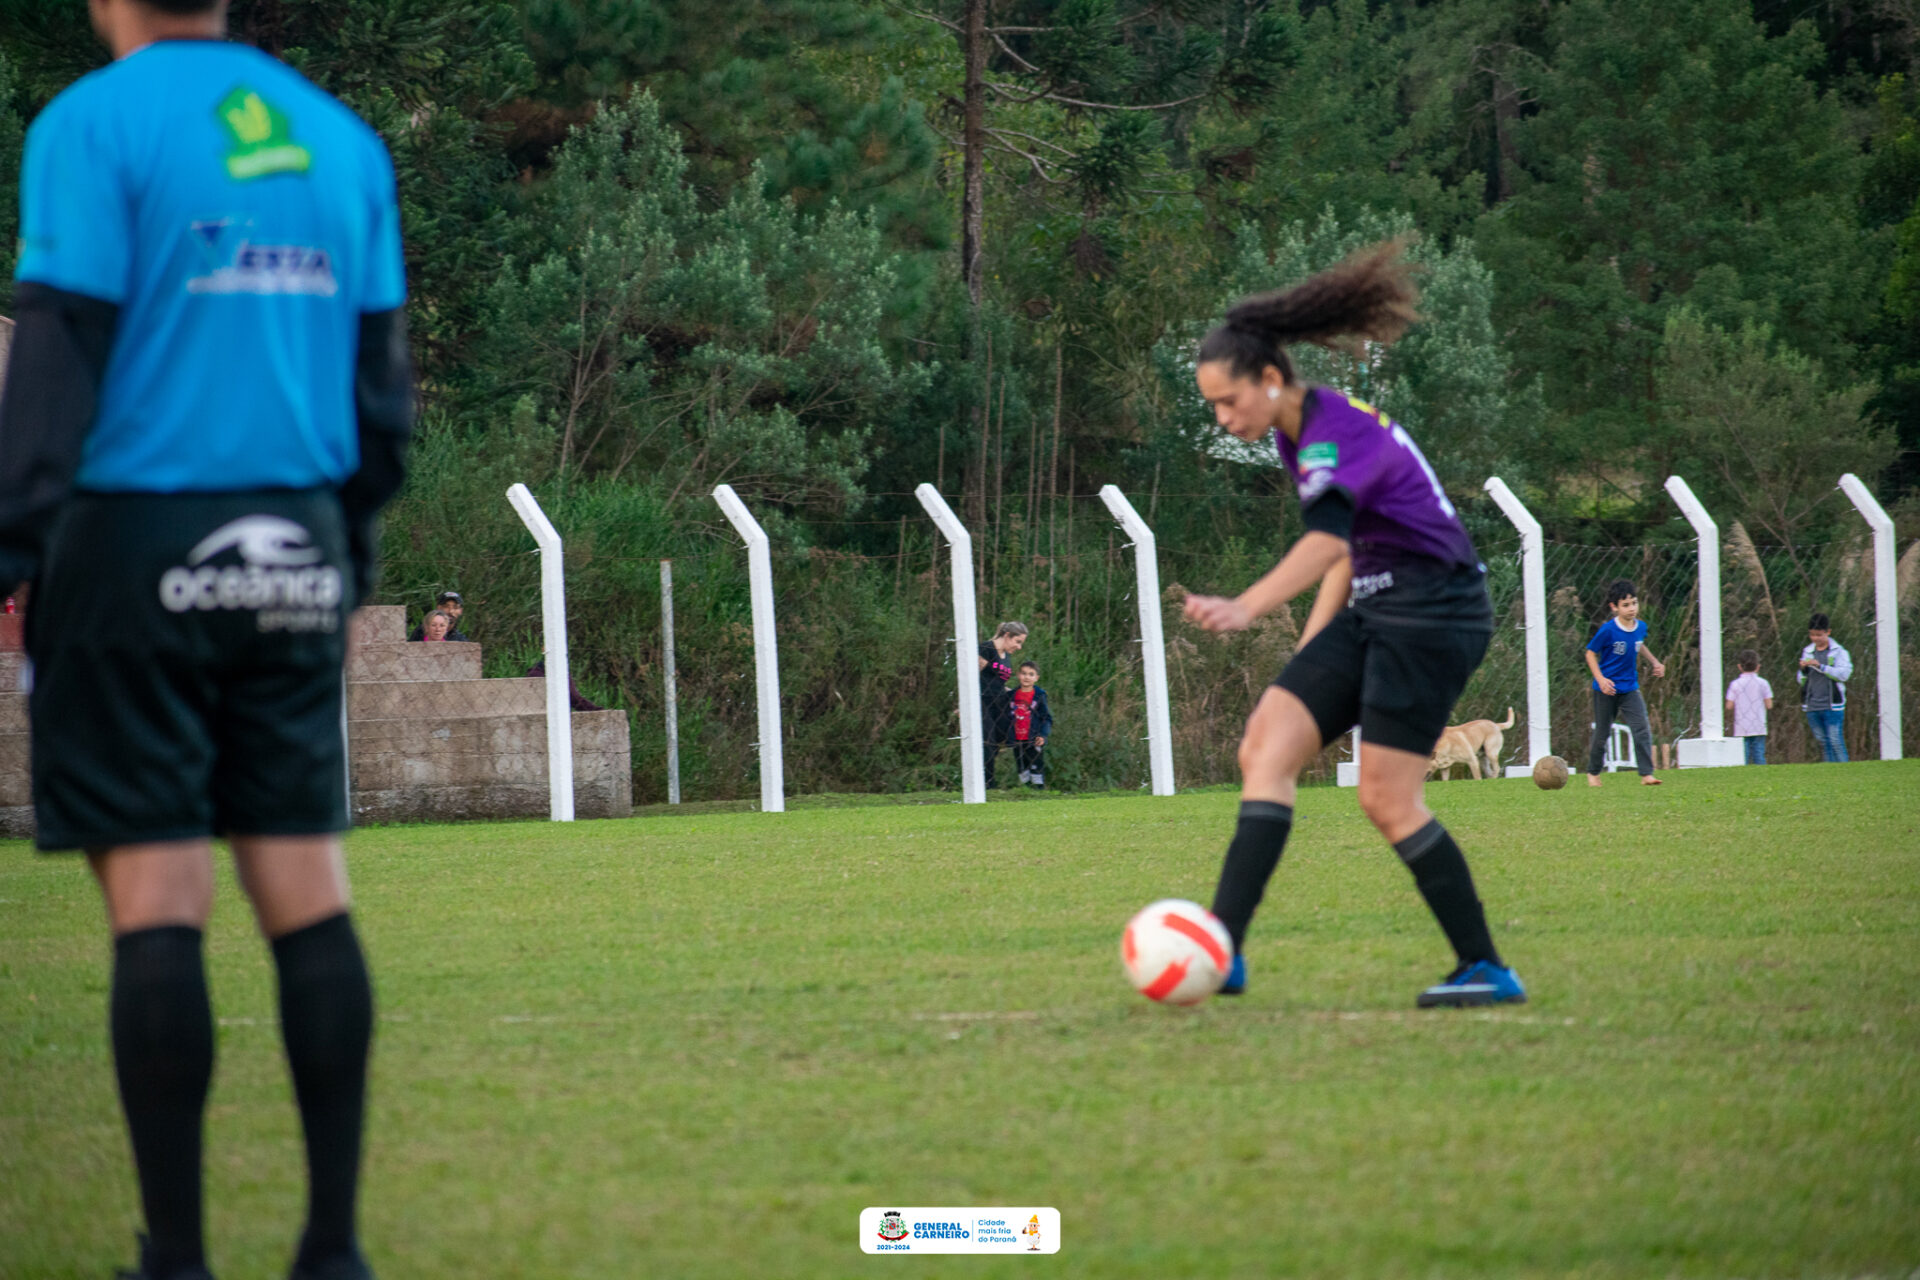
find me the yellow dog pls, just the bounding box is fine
[1427,707,1514,781]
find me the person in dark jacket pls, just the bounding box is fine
[1008,660,1053,789]
[978,620,1027,788]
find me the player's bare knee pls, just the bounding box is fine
[1355,780,1416,832]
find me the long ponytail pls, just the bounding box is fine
[1197,238,1420,382]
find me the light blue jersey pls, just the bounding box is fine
[14,40,405,493]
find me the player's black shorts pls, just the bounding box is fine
[27,489,352,851]
[1273,564,1493,757]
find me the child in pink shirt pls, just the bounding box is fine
[1725,649,1774,765]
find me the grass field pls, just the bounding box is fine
[4,763,1919,1279]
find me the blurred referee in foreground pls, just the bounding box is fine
[0,1,413,1277]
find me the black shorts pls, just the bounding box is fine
[27,490,352,851]
[1274,604,1492,757]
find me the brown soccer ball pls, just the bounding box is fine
[1532,756,1569,790]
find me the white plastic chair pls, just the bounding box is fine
[1593,722,1636,772]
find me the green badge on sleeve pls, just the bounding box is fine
[1299,441,1339,469]
[217,87,312,180]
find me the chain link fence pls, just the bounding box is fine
[361,493,1920,807]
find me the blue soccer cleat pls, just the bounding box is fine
[1416,959,1527,1008]
[1218,952,1247,996]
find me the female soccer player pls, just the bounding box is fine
[1181,240,1525,1008]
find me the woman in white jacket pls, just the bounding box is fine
[1797,611,1854,762]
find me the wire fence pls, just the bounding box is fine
[358,493,1920,807]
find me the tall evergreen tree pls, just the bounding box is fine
[474,92,929,507]
[1477,0,1875,503]
[516,1,946,249]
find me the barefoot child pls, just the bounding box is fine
[1583,579,1666,786]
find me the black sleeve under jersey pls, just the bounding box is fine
[0,282,121,588]
[1299,486,1355,543]
[338,306,417,604]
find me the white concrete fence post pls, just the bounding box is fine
[1484,477,1552,775]
[1098,485,1176,796]
[713,485,786,813]
[1663,476,1742,767]
[506,483,575,821]
[661,559,681,803]
[1838,473,1903,761]
[915,484,985,804]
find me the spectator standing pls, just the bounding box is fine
[1008,660,1053,789]
[416,611,450,642]
[1797,613,1852,762]
[1582,579,1667,787]
[1725,650,1774,765]
[408,590,467,641]
[978,621,1026,788]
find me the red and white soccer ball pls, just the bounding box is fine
[1121,899,1234,1006]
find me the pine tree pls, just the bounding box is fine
[1477,0,1874,495]
[474,92,930,508]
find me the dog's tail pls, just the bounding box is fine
[1499,706,1515,728]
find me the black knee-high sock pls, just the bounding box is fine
[1394,819,1501,967]
[273,913,373,1268]
[1210,801,1294,952]
[111,925,215,1277]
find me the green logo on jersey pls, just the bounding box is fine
[216,86,312,180]
[1299,441,1339,469]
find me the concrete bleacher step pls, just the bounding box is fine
[352,777,631,824]
[348,676,548,721]
[348,641,482,683]
[350,605,408,646]
[348,710,630,790]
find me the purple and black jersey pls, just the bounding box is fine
[1276,387,1488,621]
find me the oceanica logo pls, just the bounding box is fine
[159,515,341,632]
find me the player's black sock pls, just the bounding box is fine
[273,913,373,1270]
[1210,800,1294,952]
[1394,819,1502,967]
[111,925,215,1278]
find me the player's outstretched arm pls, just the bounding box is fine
[1184,531,1349,633]
[0,282,120,590]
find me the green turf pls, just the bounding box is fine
[4,763,1918,1278]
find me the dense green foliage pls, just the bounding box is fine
[4,1,1919,798]
[6,765,1919,1274]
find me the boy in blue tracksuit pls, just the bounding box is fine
[1583,579,1667,786]
[1008,661,1053,788]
